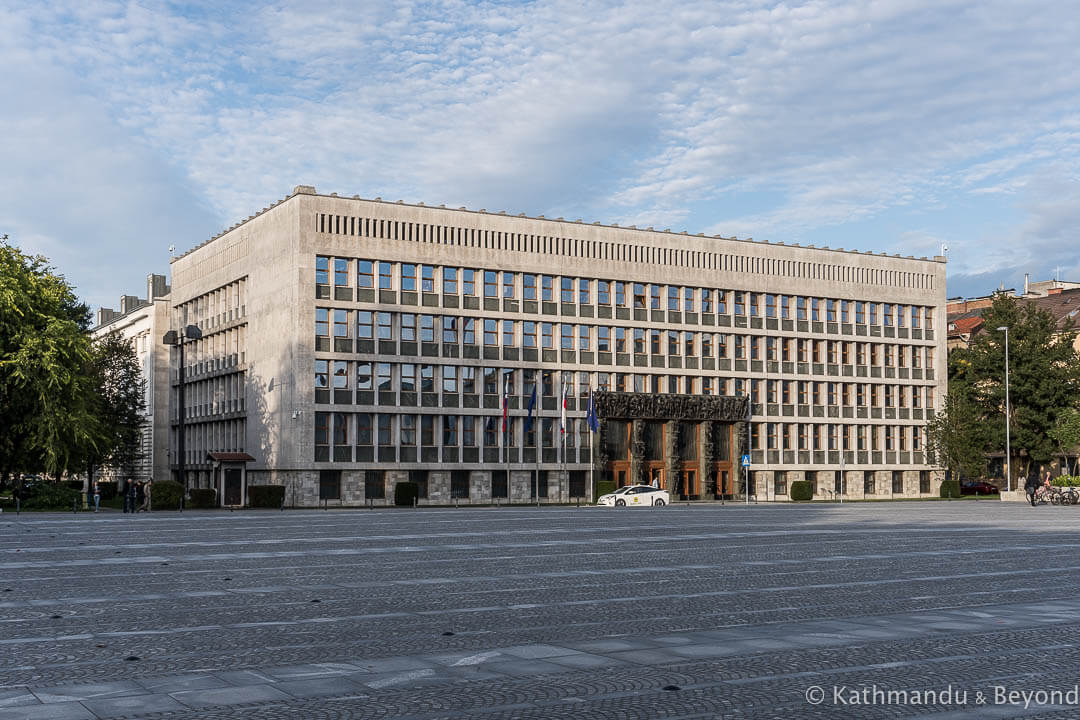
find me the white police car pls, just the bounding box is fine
[597,484,669,507]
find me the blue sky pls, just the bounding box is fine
[2,0,1078,313]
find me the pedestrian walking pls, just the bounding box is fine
[124,480,137,513]
[135,481,145,512]
[140,481,152,512]
[92,481,100,512]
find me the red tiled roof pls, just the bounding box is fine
[952,316,983,333]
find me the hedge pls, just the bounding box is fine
[595,479,616,502]
[939,480,961,498]
[21,483,81,510]
[394,481,420,506]
[96,482,118,501]
[1052,476,1080,487]
[248,484,285,508]
[789,480,813,501]
[188,488,217,509]
[151,480,184,510]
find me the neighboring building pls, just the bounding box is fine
[947,287,1080,352]
[91,274,171,486]
[167,185,948,506]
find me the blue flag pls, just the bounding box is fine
[525,383,537,432]
[586,386,599,432]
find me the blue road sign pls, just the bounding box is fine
[741,454,750,468]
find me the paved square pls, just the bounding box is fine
[3,502,1080,718]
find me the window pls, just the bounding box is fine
[615,281,625,306]
[504,320,515,347]
[451,470,470,499]
[668,330,679,355]
[892,470,903,493]
[579,278,590,304]
[826,299,836,322]
[357,260,374,288]
[357,413,372,446]
[461,366,475,394]
[561,324,574,349]
[420,315,435,343]
[400,364,415,392]
[421,415,435,447]
[377,363,391,391]
[542,275,554,301]
[503,272,515,298]
[315,256,329,285]
[401,415,416,446]
[335,310,350,338]
[523,274,537,300]
[357,362,372,390]
[524,321,537,348]
[316,308,329,338]
[462,269,476,295]
[377,312,392,340]
[717,291,727,314]
[484,367,498,395]
[598,326,610,352]
[484,416,498,446]
[401,314,416,341]
[419,365,434,393]
[315,360,329,389]
[684,287,694,312]
[734,292,745,316]
[811,297,820,321]
[356,311,372,339]
[579,325,590,351]
[320,469,341,500]
[365,469,385,500]
[598,280,610,305]
[315,411,330,459]
[332,361,348,389]
[765,294,776,318]
[443,267,457,295]
[401,264,417,291]
[774,471,787,495]
[442,316,457,344]
[841,301,849,323]
[378,262,393,290]
[702,289,713,313]
[377,415,392,446]
[484,271,497,298]
[442,366,457,393]
[542,322,553,348]
[651,329,661,355]
[633,283,646,309]
[462,416,475,446]
[668,286,679,310]
[796,296,806,320]
[561,277,574,303]
[650,284,661,309]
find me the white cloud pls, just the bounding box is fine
[3,0,1080,307]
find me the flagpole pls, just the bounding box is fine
[504,371,511,507]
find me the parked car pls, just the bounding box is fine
[960,481,999,495]
[597,485,669,507]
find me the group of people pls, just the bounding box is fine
[1025,469,1054,506]
[122,479,152,513]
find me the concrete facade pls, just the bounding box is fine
[167,185,948,505]
[91,275,172,488]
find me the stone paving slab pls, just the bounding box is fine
[6,504,1080,718]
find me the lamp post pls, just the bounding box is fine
[997,326,1011,492]
[163,324,203,492]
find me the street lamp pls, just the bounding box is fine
[163,324,203,492]
[997,326,1011,492]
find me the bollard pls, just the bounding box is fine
[16,496,20,515]
[74,497,78,514]
[413,497,417,509]
[179,496,184,513]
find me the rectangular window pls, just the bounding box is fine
[420,315,435,343]
[335,309,351,338]
[443,267,457,295]
[419,265,434,293]
[378,262,393,290]
[377,415,392,446]
[442,366,457,393]
[523,321,537,348]
[400,364,415,392]
[633,283,646,309]
[579,278,590,304]
[542,275,554,301]
[765,294,776,318]
[684,286,694,312]
[316,308,329,337]
[357,361,372,390]
[377,312,392,340]
[355,311,371,339]
[579,325,590,351]
[315,359,329,389]
[562,324,574,350]
[461,366,475,394]
[504,320,515,347]
[463,318,476,345]
[401,264,417,291]
[320,469,341,500]
[650,284,661,309]
[523,274,537,300]
[561,277,574,303]
[357,260,374,288]
[702,289,713,313]
[333,258,349,287]
[598,280,610,305]
[668,286,679,311]
[717,291,727,314]
[503,271,515,298]
[484,270,498,298]
[615,282,626,306]
[365,470,385,500]
[734,292,745,316]
[462,416,475,446]
[377,363,392,391]
[598,326,610,352]
[462,269,476,296]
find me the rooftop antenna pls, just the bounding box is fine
[941,243,949,256]
[169,244,175,258]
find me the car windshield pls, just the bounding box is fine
[614,486,632,494]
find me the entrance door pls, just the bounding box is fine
[224,468,242,506]
[649,466,664,489]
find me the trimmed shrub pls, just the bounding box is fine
[151,480,184,510]
[395,481,420,507]
[1052,476,1080,487]
[248,484,285,508]
[96,482,118,501]
[595,479,616,502]
[21,482,81,510]
[789,480,813,501]
[188,488,218,509]
[939,480,961,498]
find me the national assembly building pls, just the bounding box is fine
[166,185,947,506]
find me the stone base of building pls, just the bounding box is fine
[747,469,946,501]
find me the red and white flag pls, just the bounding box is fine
[502,372,510,433]
[560,379,569,435]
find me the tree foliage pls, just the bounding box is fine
[0,239,145,484]
[84,332,146,481]
[925,386,986,480]
[947,294,1080,483]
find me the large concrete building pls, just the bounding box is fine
[167,185,948,505]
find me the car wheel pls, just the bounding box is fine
[615,499,626,507]
[653,498,665,507]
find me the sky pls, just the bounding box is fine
[2,0,1078,313]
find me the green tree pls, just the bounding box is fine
[83,332,146,486]
[1049,408,1080,476]
[0,238,99,483]
[949,294,1080,485]
[925,386,986,481]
